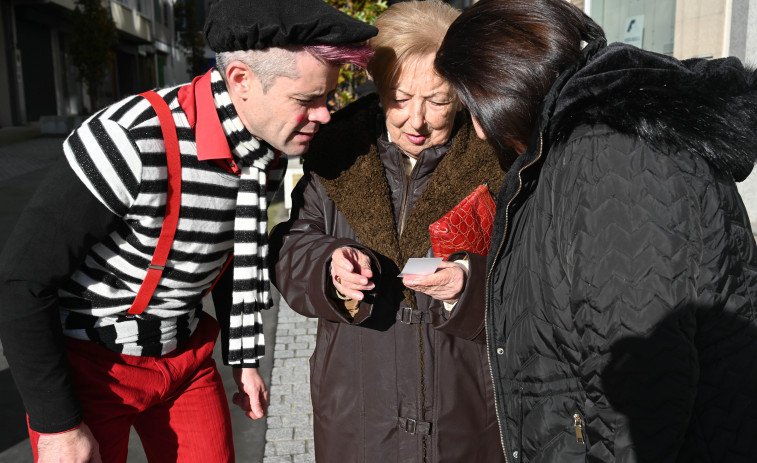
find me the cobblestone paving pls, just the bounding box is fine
[264,297,317,463]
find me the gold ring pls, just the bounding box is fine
[335,276,342,284]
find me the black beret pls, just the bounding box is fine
[204,0,379,52]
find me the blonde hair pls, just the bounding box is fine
[368,0,460,97]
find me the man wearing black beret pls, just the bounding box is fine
[0,0,376,461]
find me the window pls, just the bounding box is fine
[136,0,148,16]
[164,3,171,27]
[588,0,676,56]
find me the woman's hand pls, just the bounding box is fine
[330,247,375,300]
[402,261,468,304]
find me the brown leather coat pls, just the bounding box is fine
[270,95,508,463]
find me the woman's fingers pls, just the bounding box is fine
[403,264,466,302]
[331,247,375,299]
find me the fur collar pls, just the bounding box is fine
[547,41,757,181]
[304,94,504,304]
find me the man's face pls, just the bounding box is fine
[236,52,340,155]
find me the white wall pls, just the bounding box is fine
[746,0,757,65]
[733,0,757,235]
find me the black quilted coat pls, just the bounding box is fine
[484,41,757,463]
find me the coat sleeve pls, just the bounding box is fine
[428,251,487,344]
[270,171,383,325]
[0,157,120,433]
[553,132,701,462]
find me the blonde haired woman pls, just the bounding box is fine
[271,1,508,462]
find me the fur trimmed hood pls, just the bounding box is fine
[547,40,757,181]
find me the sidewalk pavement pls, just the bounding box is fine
[0,127,318,462]
[263,297,317,463]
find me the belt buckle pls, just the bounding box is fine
[405,418,417,434]
[398,306,414,324]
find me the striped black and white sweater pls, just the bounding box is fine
[60,69,283,359]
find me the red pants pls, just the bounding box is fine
[28,312,234,463]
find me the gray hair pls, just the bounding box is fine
[215,47,302,92]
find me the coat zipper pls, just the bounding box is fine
[397,154,427,460]
[398,156,420,236]
[399,187,410,237]
[573,413,585,444]
[484,134,544,462]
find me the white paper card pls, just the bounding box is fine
[397,257,443,277]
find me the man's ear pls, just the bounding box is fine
[225,60,256,99]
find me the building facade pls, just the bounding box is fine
[0,0,188,129]
[575,0,757,64]
[2,0,755,129]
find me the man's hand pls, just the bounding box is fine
[232,367,269,420]
[402,261,467,304]
[330,247,374,300]
[37,422,101,463]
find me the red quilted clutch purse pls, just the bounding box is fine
[429,184,497,260]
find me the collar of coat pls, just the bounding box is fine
[304,93,505,278]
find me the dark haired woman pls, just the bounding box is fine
[434,0,757,461]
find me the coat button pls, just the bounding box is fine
[513,450,519,459]
[496,347,504,355]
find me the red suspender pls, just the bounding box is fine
[128,91,183,315]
